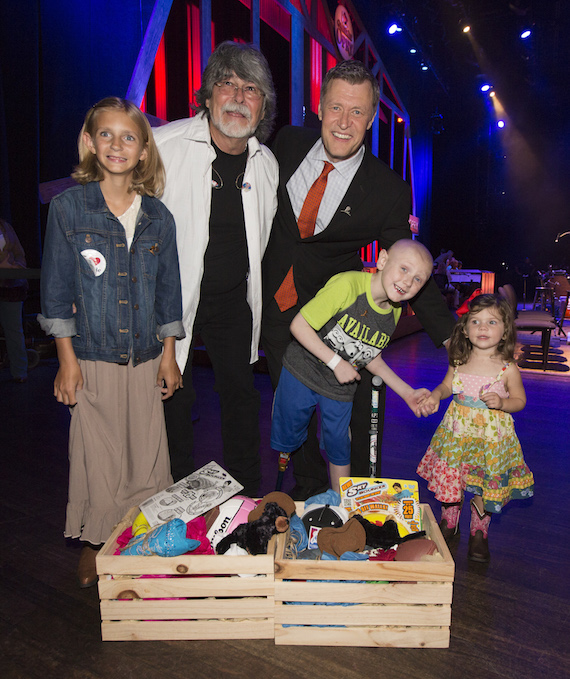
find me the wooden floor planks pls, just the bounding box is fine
[1,328,569,678]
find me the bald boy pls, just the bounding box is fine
[270,239,433,492]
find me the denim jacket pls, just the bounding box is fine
[39,182,185,365]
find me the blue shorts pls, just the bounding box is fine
[271,367,353,466]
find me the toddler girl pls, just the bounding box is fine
[417,294,533,562]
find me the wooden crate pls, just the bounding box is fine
[274,503,454,648]
[97,507,276,642]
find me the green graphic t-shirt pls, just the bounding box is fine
[283,271,401,401]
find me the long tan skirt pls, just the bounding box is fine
[65,357,173,544]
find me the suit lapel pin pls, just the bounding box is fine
[340,206,351,216]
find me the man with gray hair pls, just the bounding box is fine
[154,41,278,496]
[262,60,455,500]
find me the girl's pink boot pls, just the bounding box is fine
[439,501,462,543]
[468,499,491,563]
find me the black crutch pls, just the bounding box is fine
[369,375,383,477]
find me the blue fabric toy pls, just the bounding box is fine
[304,489,341,507]
[121,518,201,557]
[289,513,309,552]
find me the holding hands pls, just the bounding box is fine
[416,392,441,417]
[407,389,436,417]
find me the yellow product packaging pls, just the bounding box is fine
[339,477,422,536]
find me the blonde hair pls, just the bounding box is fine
[72,97,165,197]
[449,294,517,366]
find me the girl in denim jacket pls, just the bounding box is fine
[39,98,185,587]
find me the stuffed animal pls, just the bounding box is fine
[248,491,295,522]
[216,501,289,555]
[352,513,426,550]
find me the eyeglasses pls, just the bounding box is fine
[214,80,265,101]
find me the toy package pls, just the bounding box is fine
[140,461,243,527]
[339,477,422,536]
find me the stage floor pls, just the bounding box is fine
[1,329,568,679]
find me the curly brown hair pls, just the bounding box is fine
[448,293,517,366]
[72,97,165,197]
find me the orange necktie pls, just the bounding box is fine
[274,161,334,312]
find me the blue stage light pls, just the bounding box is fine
[520,29,531,39]
[388,23,402,35]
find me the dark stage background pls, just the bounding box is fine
[1,1,569,280]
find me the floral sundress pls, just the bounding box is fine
[416,364,534,513]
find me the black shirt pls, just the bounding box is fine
[200,143,249,296]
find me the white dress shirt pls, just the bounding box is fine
[286,139,364,234]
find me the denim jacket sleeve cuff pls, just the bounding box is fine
[37,314,77,338]
[157,320,185,341]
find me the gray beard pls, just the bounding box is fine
[211,116,256,140]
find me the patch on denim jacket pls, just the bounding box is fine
[81,249,106,276]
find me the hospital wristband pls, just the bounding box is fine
[326,354,342,370]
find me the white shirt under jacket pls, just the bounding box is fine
[153,112,279,372]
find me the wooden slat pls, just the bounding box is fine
[101,596,274,621]
[421,504,454,565]
[274,625,450,648]
[101,619,274,642]
[97,552,275,576]
[274,581,453,604]
[274,557,454,582]
[99,574,275,600]
[274,603,451,626]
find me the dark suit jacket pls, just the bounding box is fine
[262,126,455,347]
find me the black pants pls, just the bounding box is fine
[262,297,386,494]
[164,284,261,496]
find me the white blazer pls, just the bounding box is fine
[154,113,278,372]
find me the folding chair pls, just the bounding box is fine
[499,284,557,371]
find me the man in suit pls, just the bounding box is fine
[262,60,455,500]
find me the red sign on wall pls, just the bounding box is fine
[335,5,354,60]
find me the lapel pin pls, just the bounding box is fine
[341,206,352,216]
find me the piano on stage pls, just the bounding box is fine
[448,269,495,294]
